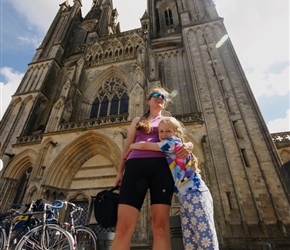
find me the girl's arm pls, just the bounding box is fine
[129,141,161,151]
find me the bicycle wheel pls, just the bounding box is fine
[16,224,75,250]
[0,227,6,250]
[75,226,97,250]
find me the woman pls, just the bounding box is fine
[128,117,219,249]
[112,87,192,250]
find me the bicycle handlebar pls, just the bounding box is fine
[51,200,64,209]
[44,200,64,222]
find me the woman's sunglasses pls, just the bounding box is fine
[150,93,167,101]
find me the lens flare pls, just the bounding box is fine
[216,34,229,48]
[170,90,178,99]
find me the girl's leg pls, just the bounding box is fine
[180,203,199,249]
[151,204,172,250]
[200,191,219,249]
[181,191,219,250]
[112,204,140,250]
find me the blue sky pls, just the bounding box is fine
[0,0,289,133]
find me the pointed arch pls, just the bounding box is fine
[83,66,134,119]
[111,37,123,48]
[3,148,37,179]
[85,66,134,101]
[43,131,122,189]
[124,34,145,54]
[11,96,23,106]
[0,149,36,206]
[22,94,34,107]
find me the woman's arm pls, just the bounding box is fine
[114,117,139,186]
[175,142,193,159]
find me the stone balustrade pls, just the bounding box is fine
[15,113,202,144]
[271,132,290,142]
[58,114,129,131]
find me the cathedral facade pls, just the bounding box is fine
[0,0,289,248]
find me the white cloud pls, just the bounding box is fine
[267,109,290,133]
[17,35,42,48]
[0,67,24,119]
[215,0,289,100]
[247,64,289,99]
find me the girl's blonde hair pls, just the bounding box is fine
[159,117,185,142]
[136,87,171,133]
[159,117,201,174]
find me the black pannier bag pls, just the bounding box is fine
[94,186,119,228]
[32,199,47,211]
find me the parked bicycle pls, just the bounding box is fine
[0,202,38,250]
[61,201,97,250]
[14,199,76,249]
[0,199,99,250]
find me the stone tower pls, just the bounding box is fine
[0,0,289,248]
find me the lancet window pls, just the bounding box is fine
[165,8,173,26]
[13,167,33,204]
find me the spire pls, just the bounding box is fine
[84,0,102,20]
[141,10,149,20]
[83,0,118,37]
[140,10,149,34]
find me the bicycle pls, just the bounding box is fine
[61,201,97,250]
[15,199,76,249]
[0,202,40,250]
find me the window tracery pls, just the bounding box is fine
[90,77,128,118]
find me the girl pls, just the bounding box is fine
[128,117,219,250]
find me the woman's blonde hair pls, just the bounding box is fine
[136,87,171,133]
[159,117,201,174]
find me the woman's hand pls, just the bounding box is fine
[176,142,193,159]
[114,172,123,187]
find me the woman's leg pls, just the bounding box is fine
[112,204,140,250]
[151,204,172,250]
[112,159,147,250]
[149,158,174,250]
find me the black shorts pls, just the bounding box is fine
[119,158,174,211]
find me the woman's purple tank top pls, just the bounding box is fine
[127,116,165,159]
